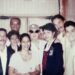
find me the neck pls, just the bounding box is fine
[0,45,6,52]
[59,27,65,33]
[11,44,17,51]
[47,38,55,43]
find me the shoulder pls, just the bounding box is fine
[7,45,12,51]
[54,39,60,43]
[54,39,62,46]
[39,40,47,46]
[53,39,63,49]
[11,52,20,58]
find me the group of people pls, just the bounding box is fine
[0,14,75,75]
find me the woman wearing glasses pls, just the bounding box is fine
[29,24,46,75]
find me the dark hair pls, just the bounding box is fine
[52,14,65,22]
[39,25,45,31]
[43,23,58,38]
[43,23,57,32]
[7,30,20,40]
[20,33,31,42]
[20,33,31,50]
[64,21,75,28]
[10,17,21,25]
[0,28,7,36]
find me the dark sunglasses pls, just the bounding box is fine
[29,30,40,33]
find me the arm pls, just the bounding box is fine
[9,67,31,75]
[9,67,17,75]
[54,43,64,74]
[30,64,41,75]
[73,56,75,75]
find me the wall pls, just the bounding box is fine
[0,0,59,33]
[0,0,59,16]
[66,0,75,21]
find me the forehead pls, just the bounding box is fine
[30,28,39,31]
[0,31,6,35]
[22,36,29,41]
[53,18,63,22]
[11,19,19,24]
[66,26,75,31]
[10,34,18,38]
[29,25,39,30]
[44,29,52,33]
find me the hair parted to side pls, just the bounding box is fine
[43,23,58,38]
[52,14,65,22]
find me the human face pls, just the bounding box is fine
[29,29,40,41]
[10,19,20,32]
[66,26,75,42]
[10,35,19,46]
[53,18,64,32]
[21,36,31,51]
[44,30,55,41]
[39,29,44,40]
[0,31,7,47]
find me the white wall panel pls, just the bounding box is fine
[0,0,59,16]
[28,18,51,26]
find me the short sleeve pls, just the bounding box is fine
[9,53,17,68]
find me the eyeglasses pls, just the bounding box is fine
[29,30,40,33]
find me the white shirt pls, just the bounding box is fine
[9,52,37,74]
[65,45,75,75]
[31,40,46,65]
[73,56,75,75]
[0,47,7,75]
[57,33,70,68]
[31,40,46,75]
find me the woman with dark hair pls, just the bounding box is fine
[7,30,21,54]
[42,23,64,75]
[9,33,40,75]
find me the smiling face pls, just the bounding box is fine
[29,29,40,41]
[53,18,64,32]
[0,31,7,47]
[21,36,31,51]
[29,24,40,41]
[10,34,19,46]
[44,30,55,42]
[10,19,20,32]
[66,26,75,42]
